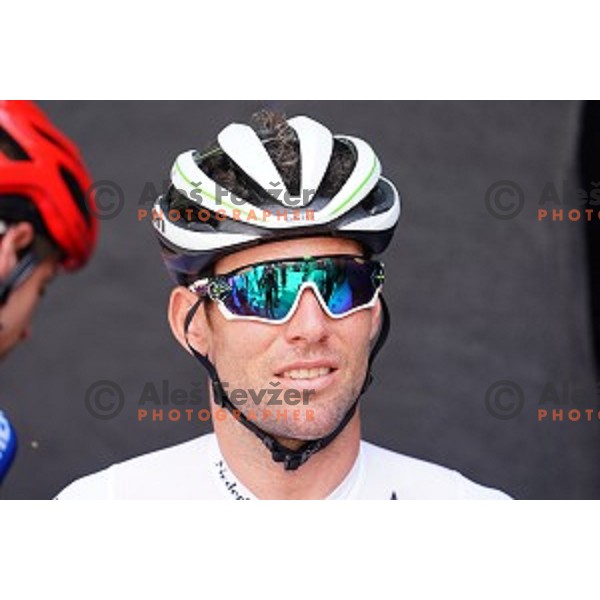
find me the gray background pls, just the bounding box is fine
[1,101,597,499]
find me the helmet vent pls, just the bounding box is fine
[200,151,276,207]
[360,191,377,213]
[0,126,30,161]
[34,124,74,158]
[59,165,91,225]
[314,139,356,199]
[166,186,222,229]
[259,136,300,198]
[251,109,301,197]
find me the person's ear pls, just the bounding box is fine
[0,222,35,278]
[168,286,211,356]
[369,296,383,348]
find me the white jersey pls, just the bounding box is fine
[56,433,511,500]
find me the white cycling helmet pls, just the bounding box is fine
[153,114,401,285]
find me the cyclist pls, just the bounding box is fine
[58,110,510,499]
[0,101,97,484]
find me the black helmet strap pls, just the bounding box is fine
[183,295,390,471]
[0,251,38,307]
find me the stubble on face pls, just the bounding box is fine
[203,237,379,442]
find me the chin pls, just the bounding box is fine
[245,404,349,441]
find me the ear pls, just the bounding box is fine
[0,222,35,278]
[369,296,383,349]
[168,286,211,356]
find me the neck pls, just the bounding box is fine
[212,402,361,500]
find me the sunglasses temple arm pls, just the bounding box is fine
[360,294,390,394]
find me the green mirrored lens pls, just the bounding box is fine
[220,256,381,321]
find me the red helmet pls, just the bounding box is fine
[0,101,97,270]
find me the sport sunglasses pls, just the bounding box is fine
[188,254,385,324]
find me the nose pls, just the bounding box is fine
[284,287,331,345]
[21,325,32,341]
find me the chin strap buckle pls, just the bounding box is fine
[262,437,323,471]
[283,454,303,471]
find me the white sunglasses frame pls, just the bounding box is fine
[188,262,384,325]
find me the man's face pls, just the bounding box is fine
[176,236,382,441]
[0,257,58,359]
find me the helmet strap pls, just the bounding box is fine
[0,251,38,307]
[183,295,390,470]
